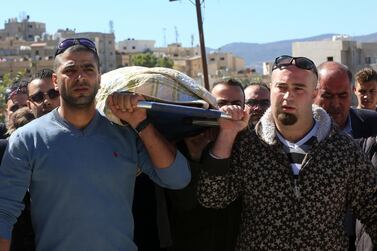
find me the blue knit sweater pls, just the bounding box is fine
[0,109,190,251]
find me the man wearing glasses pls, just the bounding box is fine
[244,83,270,126]
[27,69,60,118]
[198,55,377,250]
[0,38,190,251]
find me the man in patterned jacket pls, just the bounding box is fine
[197,55,377,250]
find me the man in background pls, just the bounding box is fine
[354,67,377,111]
[244,83,270,126]
[27,69,60,118]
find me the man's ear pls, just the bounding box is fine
[52,73,59,90]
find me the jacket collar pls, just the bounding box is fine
[255,104,332,145]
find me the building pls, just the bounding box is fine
[0,17,46,41]
[208,51,245,74]
[292,35,377,74]
[116,39,155,54]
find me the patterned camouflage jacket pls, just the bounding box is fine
[198,106,377,251]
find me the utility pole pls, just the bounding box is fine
[169,0,210,90]
[194,0,209,90]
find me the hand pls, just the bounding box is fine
[218,105,249,134]
[184,128,218,161]
[107,92,147,128]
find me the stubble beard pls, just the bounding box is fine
[60,84,99,109]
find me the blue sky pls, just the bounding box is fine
[1,0,376,48]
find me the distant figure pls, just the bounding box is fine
[1,106,36,251]
[314,61,377,138]
[354,67,377,111]
[0,80,29,138]
[6,107,35,135]
[27,69,60,118]
[244,83,270,126]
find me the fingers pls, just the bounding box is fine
[220,105,245,121]
[110,92,145,112]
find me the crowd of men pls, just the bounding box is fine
[0,38,376,251]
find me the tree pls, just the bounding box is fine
[131,53,173,68]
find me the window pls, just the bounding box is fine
[365,57,371,64]
[220,57,225,60]
[132,46,136,50]
[327,57,333,61]
[123,46,127,50]
[210,58,215,61]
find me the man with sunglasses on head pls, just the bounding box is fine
[0,37,190,251]
[197,55,377,250]
[244,82,270,126]
[27,68,60,118]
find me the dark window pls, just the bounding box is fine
[123,46,127,50]
[220,57,225,60]
[132,46,136,50]
[327,57,333,61]
[210,58,215,61]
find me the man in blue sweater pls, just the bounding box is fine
[0,38,190,251]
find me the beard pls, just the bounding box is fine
[60,82,99,109]
[277,112,297,126]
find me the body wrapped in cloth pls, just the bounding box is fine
[96,66,220,140]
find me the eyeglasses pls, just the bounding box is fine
[272,55,318,77]
[54,38,97,57]
[29,89,60,103]
[246,99,270,107]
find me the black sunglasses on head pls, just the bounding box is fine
[29,89,60,103]
[272,55,318,77]
[54,38,97,57]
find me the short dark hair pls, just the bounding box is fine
[212,78,245,97]
[355,67,377,85]
[34,68,54,80]
[244,82,270,92]
[53,45,100,71]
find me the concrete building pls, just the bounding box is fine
[208,51,245,74]
[292,35,377,74]
[116,39,155,54]
[154,43,200,58]
[56,30,116,73]
[0,17,46,41]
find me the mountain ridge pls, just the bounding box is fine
[215,32,377,72]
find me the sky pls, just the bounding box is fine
[1,0,377,49]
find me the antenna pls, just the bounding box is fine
[191,34,194,47]
[174,26,179,44]
[109,20,114,34]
